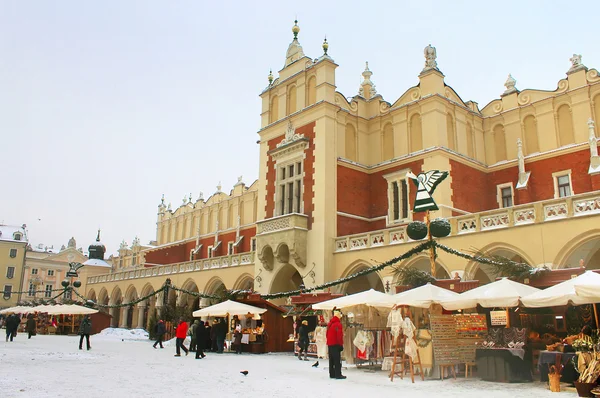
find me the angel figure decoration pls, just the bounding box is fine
[406,170,449,213]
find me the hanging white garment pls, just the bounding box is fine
[402,317,418,361]
[314,327,328,359]
[387,309,403,338]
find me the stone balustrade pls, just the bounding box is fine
[87,251,254,285]
[335,191,600,252]
[256,213,308,235]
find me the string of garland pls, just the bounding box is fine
[71,285,168,309]
[168,285,220,300]
[260,240,433,299]
[435,242,549,279]
[2,287,68,295]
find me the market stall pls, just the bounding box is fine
[288,292,343,358]
[238,294,294,353]
[313,289,391,367]
[193,300,268,353]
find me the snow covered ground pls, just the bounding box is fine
[0,331,577,398]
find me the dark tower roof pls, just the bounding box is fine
[88,229,106,260]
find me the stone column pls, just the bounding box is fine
[109,306,119,327]
[119,306,129,328]
[137,303,146,329]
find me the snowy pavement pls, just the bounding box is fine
[0,329,577,398]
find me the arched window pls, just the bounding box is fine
[208,211,214,233]
[269,95,279,124]
[307,76,316,106]
[182,218,188,239]
[466,122,475,158]
[382,123,394,161]
[446,113,456,151]
[409,113,423,152]
[345,124,357,161]
[228,205,234,229]
[493,124,507,162]
[557,105,574,146]
[287,85,297,116]
[523,115,539,154]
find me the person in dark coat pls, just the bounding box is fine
[194,320,207,359]
[204,321,212,352]
[216,318,227,353]
[232,324,243,354]
[79,315,92,350]
[26,314,37,339]
[326,310,345,379]
[5,314,19,342]
[189,320,199,352]
[153,319,166,349]
[298,319,310,361]
[210,319,218,352]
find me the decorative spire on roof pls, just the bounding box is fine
[284,20,305,67]
[588,118,600,174]
[197,191,204,201]
[358,62,377,100]
[516,138,531,188]
[503,74,518,96]
[216,181,222,193]
[189,193,192,203]
[182,195,188,205]
[268,69,273,85]
[96,229,101,242]
[322,36,329,55]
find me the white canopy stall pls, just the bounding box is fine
[373,283,460,309]
[521,270,600,326]
[311,289,389,310]
[441,278,541,311]
[192,300,267,317]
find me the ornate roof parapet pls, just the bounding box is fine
[276,120,304,148]
[502,74,519,96]
[197,191,204,202]
[358,62,377,100]
[568,54,587,74]
[158,194,166,214]
[216,181,222,193]
[588,118,600,174]
[284,20,305,67]
[516,138,531,189]
[234,176,244,186]
[119,240,128,251]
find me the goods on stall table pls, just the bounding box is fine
[454,314,487,363]
[430,315,461,365]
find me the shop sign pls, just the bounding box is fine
[490,310,507,326]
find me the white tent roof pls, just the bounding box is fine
[373,283,460,309]
[30,304,98,315]
[312,289,389,310]
[192,300,267,317]
[522,271,600,308]
[441,278,540,310]
[0,306,33,314]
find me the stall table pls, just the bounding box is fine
[537,351,577,383]
[476,348,533,382]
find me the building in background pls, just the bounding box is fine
[83,22,600,329]
[0,224,28,308]
[22,237,88,302]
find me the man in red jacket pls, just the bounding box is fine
[174,318,189,357]
[326,310,345,379]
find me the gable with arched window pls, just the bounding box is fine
[557,104,574,146]
[307,76,316,106]
[286,85,297,116]
[269,95,279,124]
[523,115,539,154]
[446,113,456,151]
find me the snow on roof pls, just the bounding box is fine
[83,258,112,268]
[0,224,27,243]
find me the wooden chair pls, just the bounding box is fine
[465,362,477,378]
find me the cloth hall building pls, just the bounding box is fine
[83,22,600,330]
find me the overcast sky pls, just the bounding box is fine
[1,1,597,256]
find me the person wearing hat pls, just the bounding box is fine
[326,310,345,379]
[298,319,310,361]
[153,319,166,349]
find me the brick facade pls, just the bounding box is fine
[337,159,424,236]
[265,122,316,227]
[450,147,595,214]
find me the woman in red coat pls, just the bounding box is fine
[174,318,189,357]
[326,310,345,379]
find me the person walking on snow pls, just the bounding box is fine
[194,320,207,359]
[26,314,36,339]
[79,315,92,350]
[174,318,189,357]
[189,320,199,352]
[5,313,19,342]
[153,319,166,349]
[298,319,310,361]
[327,310,345,379]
